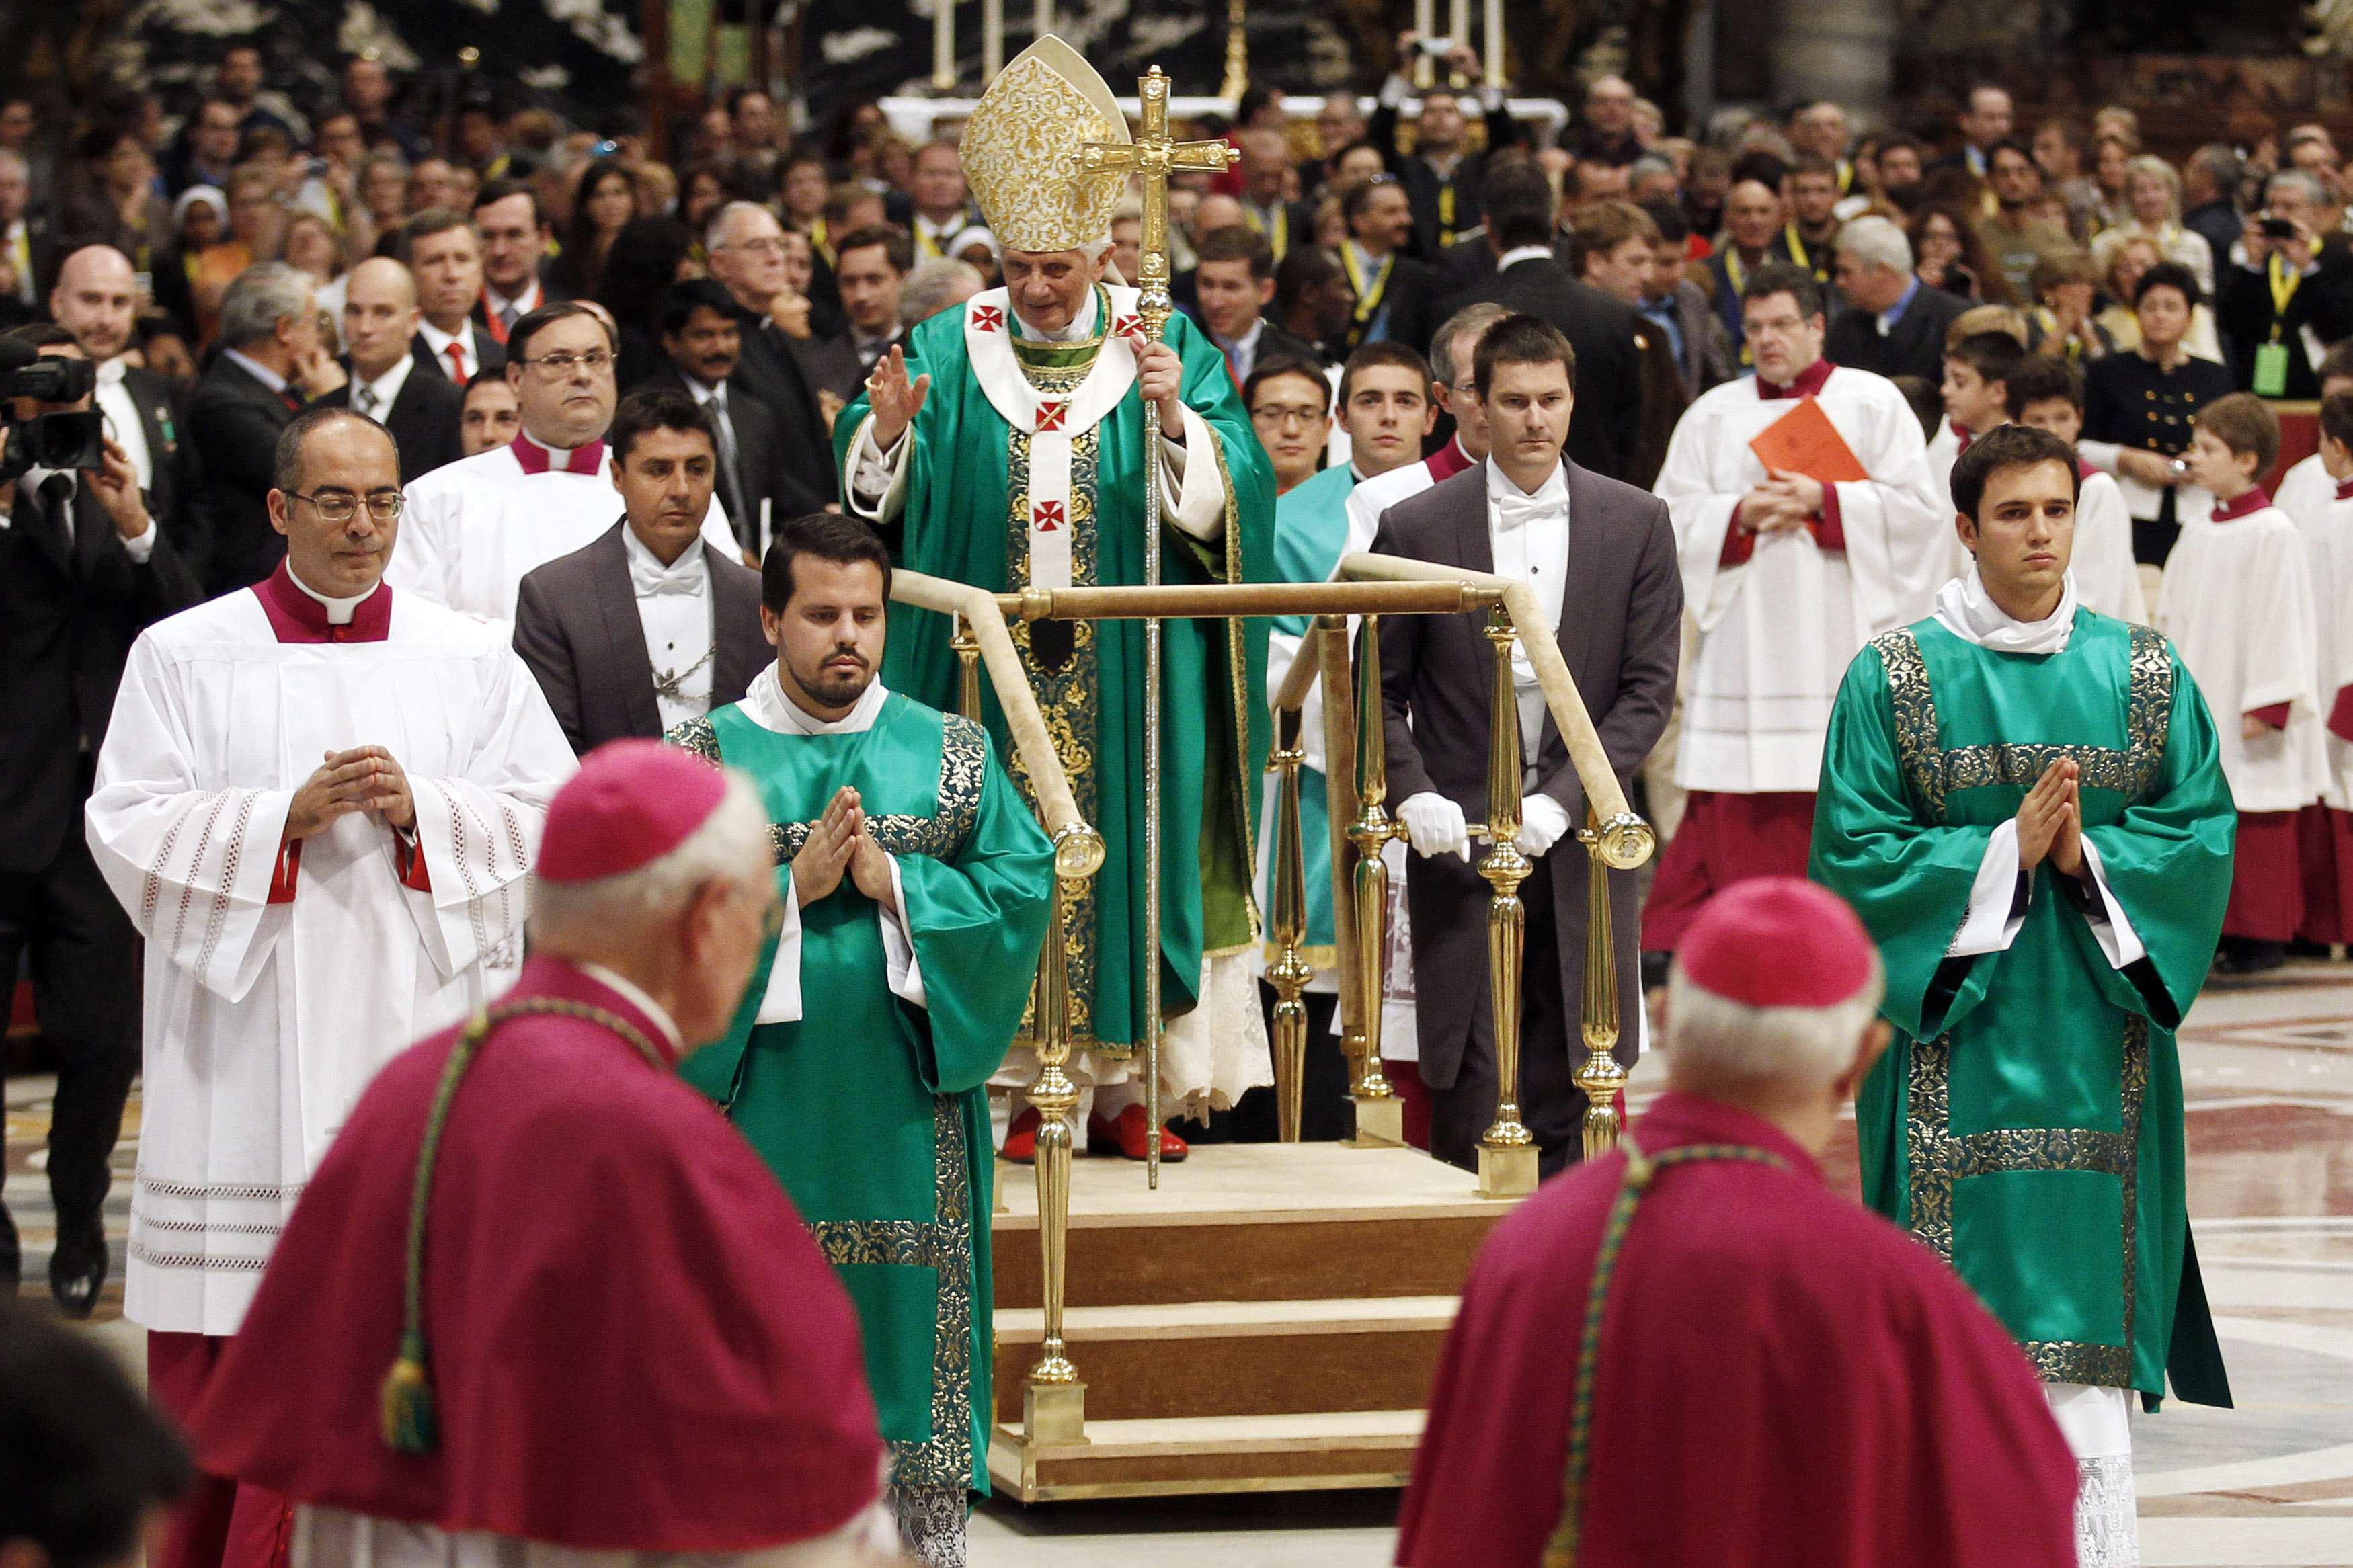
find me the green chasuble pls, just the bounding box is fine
[1810,610,2235,1406]
[1261,462,1359,960]
[834,284,1275,1053]
[668,690,1055,1493]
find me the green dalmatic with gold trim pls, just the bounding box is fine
[834,287,1273,1055]
[1810,611,2234,1407]
[670,692,1055,1495]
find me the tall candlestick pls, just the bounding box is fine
[984,0,1004,79]
[1413,0,1435,88]
[1483,0,1503,85]
[1448,0,1470,87]
[1033,0,1052,42]
[933,0,955,92]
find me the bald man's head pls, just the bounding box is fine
[344,256,423,382]
[50,246,139,361]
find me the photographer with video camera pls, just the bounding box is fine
[0,323,200,1315]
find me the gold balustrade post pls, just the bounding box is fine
[1022,874,1086,1444]
[1574,808,1630,1160]
[1474,608,1538,1198]
[1345,615,1406,1147]
[1265,705,1313,1141]
[950,613,982,723]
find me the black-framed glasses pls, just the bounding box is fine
[516,349,614,375]
[286,488,405,523]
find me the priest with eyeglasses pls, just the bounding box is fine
[86,405,576,1568]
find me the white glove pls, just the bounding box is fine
[1398,792,1472,861]
[1519,793,1573,857]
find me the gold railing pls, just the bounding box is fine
[899,567,1653,1449]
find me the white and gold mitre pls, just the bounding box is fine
[959,36,1130,254]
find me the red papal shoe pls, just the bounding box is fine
[1001,1106,1041,1164]
[1087,1104,1188,1161]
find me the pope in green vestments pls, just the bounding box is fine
[1811,555,2235,1415]
[833,40,1275,1118]
[666,525,1053,1563]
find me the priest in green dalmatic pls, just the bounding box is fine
[668,514,1053,1568]
[1810,424,2234,1564]
[836,37,1275,1161]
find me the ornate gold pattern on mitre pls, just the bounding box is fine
[960,36,1130,254]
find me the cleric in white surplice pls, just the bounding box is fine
[84,408,574,1467]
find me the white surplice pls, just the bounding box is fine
[389,439,739,625]
[2155,501,2331,814]
[1654,364,1945,792]
[86,587,577,1335]
[2276,475,2353,811]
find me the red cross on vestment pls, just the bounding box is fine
[971,304,1005,333]
[1036,399,1069,432]
[1033,500,1066,530]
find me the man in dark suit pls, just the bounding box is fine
[634,278,826,551]
[2218,169,2353,400]
[703,200,840,507]
[398,210,504,385]
[1823,214,1969,384]
[1235,127,1316,265]
[1273,245,1359,366]
[186,262,344,594]
[317,257,464,482]
[1,149,56,315]
[820,223,910,384]
[1369,34,1524,260]
[1444,165,1644,481]
[1188,228,1326,382]
[1371,313,1680,1176]
[50,246,200,548]
[0,329,203,1310]
[511,389,768,754]
[469,179,568,351]
[1341,177,1443,356]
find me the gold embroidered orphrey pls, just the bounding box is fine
[1872,620,2172,1388]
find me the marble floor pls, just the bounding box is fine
[11,962,2353,1567]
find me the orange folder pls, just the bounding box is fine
[1748,395,1870,484]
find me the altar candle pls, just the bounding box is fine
[984,0,1004,77]
[1484,0,1503,84]
[934,0,955,90]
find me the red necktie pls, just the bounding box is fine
[280,389,300,413]
[445,341,467,382]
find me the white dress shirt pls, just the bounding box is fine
[483,280,543,332]
[1496,243,1558,273]
[93,357,155,494]
[348,352,415,424]
[2,466,155,562]
[1213,317,1267,384]
[623,527,716,733]
[416,319,483,382]
[223,347,290,397]
[1486,456,1570,761]
[736,669,927,1022]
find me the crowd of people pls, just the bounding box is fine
[0,28,2342,1568]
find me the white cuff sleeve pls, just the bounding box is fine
[1946,819,2028,957]
[120,515,156,563]
[1161,405,1226,542]
[1478,83,1505,111]
[1378,75,1410,108]
[845,415,910,522]
[754,871,806,1024]
[878,854,928,1010]
[2074,837,2148,970]
[2076,439,2122,475]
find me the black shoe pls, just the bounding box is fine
[2216,938,2288,976]
[2286,938,2331,960]
[48,1222,107,1320]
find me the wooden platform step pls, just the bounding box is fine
[991,1296,1455,1420]
[992,1142,1511,1307]
[987,1409,1425,1501]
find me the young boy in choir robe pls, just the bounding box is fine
[185,743,900,1568]
[667,513,1053,1568]
[84,407,578,1568]
[2162,393,2331,972]
[2280,390,2353,950]
[1254,341,1437,1143]
[389,303,738,623]
[1398,879,2078,1568]
[1644,261,1944,956]
[2264,338,2353,521]
[2005,354,2148,622]
[1814,425,2237,1564]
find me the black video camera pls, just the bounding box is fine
[0,337,106,481]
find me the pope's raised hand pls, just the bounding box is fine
[865,345,930,450]
[1138,339,1187,432]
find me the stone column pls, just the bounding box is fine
[1771,0,1897,121]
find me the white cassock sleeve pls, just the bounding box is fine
[1826,391,1950,641]
[2242,522,2325,718]
[1654,403,1748,636]
[1946,820,2028,957]
[756,872,805,1023]
[845,415,911,524]
[400,649,576,979]
[878,855,928,1009]
[85,635,296,1003]
[2072,474,2148,623]
[379,485,456,606]
[1160,406,1227,543]
[2073,837,2148,969]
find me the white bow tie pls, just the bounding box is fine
[631,554,703,598]
[1492,489,1561,534]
